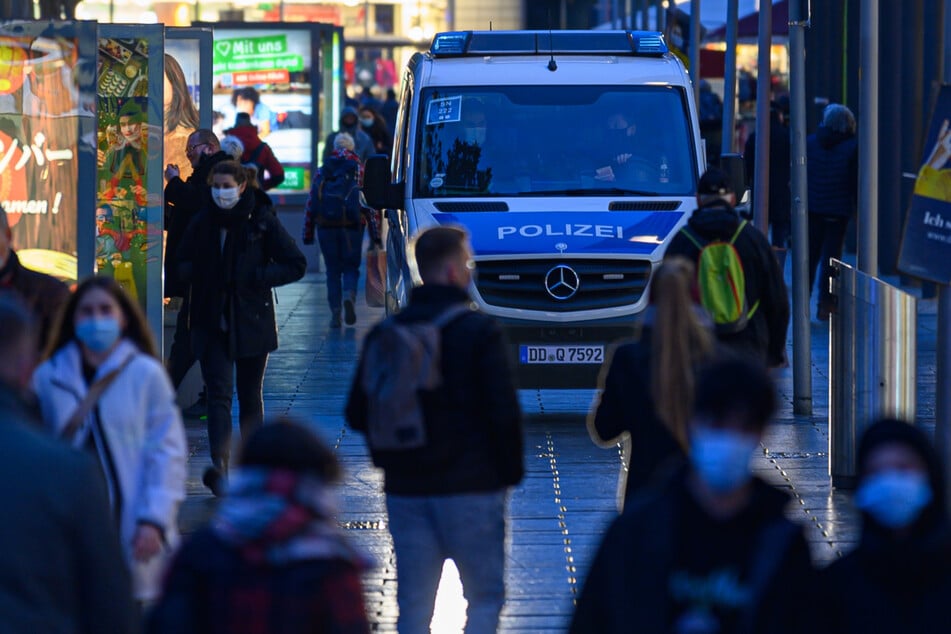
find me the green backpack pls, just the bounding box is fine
[680,220,760,334]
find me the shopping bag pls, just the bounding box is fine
[365,247,386,308]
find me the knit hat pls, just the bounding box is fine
[696,167,733,197]
[234,112,254,128]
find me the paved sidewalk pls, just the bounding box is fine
[174,267,938,631]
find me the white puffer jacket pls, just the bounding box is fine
[33,339,187,601]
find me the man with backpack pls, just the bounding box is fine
[345,225,524,634]
[664,168,789,367]
[226,112,285,191]
[302,132,378,328]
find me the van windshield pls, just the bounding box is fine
[414,85,697,199]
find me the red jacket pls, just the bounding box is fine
[226,125,286,191]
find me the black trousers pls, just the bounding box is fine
[167,295,196,390]
[808,214,851,306]
[199,330,268,470]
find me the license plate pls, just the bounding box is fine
[519,345,604,365]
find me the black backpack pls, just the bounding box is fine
[310,156,362,227]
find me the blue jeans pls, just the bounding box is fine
[317,225,364,311]
[386,491,509,634]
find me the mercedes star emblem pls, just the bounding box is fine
[544,264,580,300]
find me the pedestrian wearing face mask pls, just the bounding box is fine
[323,106,374,164]
[816,419,951,634]
[572,357,814,634]
[32,276,187,605]
[177,160,306,496]
[358,105,392,156]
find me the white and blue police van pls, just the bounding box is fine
[364,30,709,388]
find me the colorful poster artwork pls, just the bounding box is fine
[898,84,951,284]
[163,43,200,181]
[0,33,90,283]
[97,37,159,304]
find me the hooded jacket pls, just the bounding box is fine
[177,187,306,359]
[816,420,951,634]
[226,125,286,191]
[664,201,790,366]
[806,125,858,218]
[32,340,187,601]
[571,468,813,634]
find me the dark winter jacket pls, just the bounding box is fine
[0,250,69,354]
[589,329,687,507]
[164,150,232,298]
[816,420,951,634]
[807,125,858,218]
[744,111,792,224]
[227,125,286,191]
[0,382,138,634]
[345,284,524,496]
[178,187,306,359]
[146,528,370,634]
[571,468,814,634]
[664,202,790,366]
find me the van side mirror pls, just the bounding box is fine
[364,154,405,210]
[719,153,746,200]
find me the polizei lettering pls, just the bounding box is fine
[497,224,624,240]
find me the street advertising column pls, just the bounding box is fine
[205,23,320,200]
[96,25,165,341]
[898,84,951,284]
[0,20,98,285]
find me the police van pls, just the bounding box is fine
[364,30,709,388]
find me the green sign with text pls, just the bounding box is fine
[213,34,304,74]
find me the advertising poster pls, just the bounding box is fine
[212,28,313,193]
[0,23,97,284]
[898,84,951,284]
[96,35,162,311]
[164,39,201,181]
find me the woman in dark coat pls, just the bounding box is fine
[587,257,717,510]
[178,160,306,493]
[817,418,951,633]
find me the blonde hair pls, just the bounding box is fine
[334,132,355,152]
[650,257,716,449]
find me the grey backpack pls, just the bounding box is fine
[360,304,472,454]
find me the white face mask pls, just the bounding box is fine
[464,127,487,145]
[690,426,759,493]
[212,187,241,210]
[855,470,933,529]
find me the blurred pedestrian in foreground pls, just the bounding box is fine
[806,103,858,321]
[572,357,813,634]
[588,256,717,510]
[665,168,790,368]
[346,225,524,633]
[0,204,70,353]
[0,295,138,633]
[817,419,951,633]
[32,276,187,604]
[148,419,373,634]
[177,160,306,494]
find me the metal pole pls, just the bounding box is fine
[560,0,567,29]
[656,0,665,31]
[721,0,739,156]
[937,0,951,511]
[858,0,879,274]
[613,0,621,26]
[752,0,772,233]
[690,0,701,107]
[790,0,812,414]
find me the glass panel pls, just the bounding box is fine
[0,22,97,285]
[414,85,697,200]
[163,40,201,180]
[212,27,313,193]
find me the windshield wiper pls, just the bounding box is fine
[518,188,661,196]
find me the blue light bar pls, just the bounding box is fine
[429,30,668,58]
[431,31,471,55]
